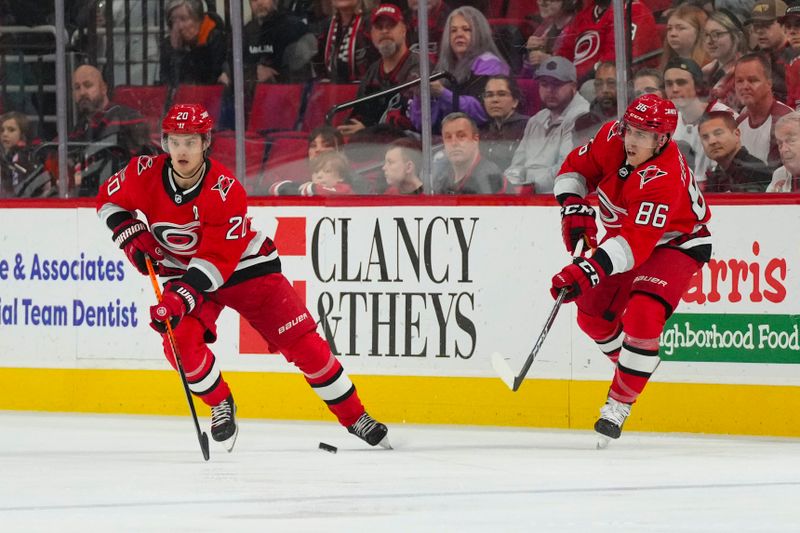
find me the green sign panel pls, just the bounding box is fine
[661,313,800,364]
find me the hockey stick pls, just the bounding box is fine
[146,257,210,461]
[491,239,585,391]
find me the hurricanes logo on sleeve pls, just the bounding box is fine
[212,175,235,201]
[137,155,153,176]
[637,165,668,188]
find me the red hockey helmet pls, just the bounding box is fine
[161,103,213,151]
[622,94,678,137]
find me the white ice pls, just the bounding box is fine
[0,412,798,533]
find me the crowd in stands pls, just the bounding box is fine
[4,0,800,198]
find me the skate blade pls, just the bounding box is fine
[595,433,611,450]
[219,425,239,453]
[377,435,393,450]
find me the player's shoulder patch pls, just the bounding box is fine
[136,155,154,176]
[637,164,668,189]
[211,173,236,202]
[607,120,621,141]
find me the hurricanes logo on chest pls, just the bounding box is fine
[151,221,202,256]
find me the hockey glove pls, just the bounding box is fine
[112,219,165,275]
[550,257,606,303]
[560,196,598,255]
[149,281,201,333]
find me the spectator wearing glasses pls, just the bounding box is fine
[522,0,578,73]
[410,6,510,133]
[573,61,617,148]
[747,0,794,104]
[631,68,665,98]
[702,9,749,111]
[504,56,589,194]
[767,111,800,191]
[478,75,529,172]
[699,110,772,192]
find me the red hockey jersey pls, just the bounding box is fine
[555,1,660,82]
[96,154,280,291]
[554,121,711,276]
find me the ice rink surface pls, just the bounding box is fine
[0,412,798,533]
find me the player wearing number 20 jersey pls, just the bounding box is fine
[97,104,390,452]
[549,94,711,445]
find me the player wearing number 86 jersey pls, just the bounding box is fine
[549,94,711,445]
[96,103,390,452]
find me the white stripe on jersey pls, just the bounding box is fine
[189,258,225,291]
[242,229,268,258]
[98,202,129,227]
[600,236,634,275]
[553,171,589,198]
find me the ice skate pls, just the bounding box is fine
[347,412,391,449]
[594,397,631,449]
[210,393,238,452]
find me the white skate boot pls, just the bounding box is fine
[594,397,631,449]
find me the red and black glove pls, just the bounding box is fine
[550,257,606,303]
[560,196,598,255]
[149,281,201,333]
[112,219,165,275]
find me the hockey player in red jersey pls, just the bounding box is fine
[550,94,711,446]
[96,104,390,451]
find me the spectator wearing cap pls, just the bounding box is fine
[747,0,796,103]
[572,61,617,148]
[734,52,793,170]
[782,4,800,108]
[665,57,735,183]
[338,4,420,139]
[702,9,749,111]
[432,112,506,194]
[409,6,510,133]
[504,56,589,194]
[699,110,772,192]
[478,75,530,172]
[767,111,800,191]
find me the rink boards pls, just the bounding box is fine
[1,196,799,436]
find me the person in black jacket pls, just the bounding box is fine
[159,0,228,87]
[243,0,316,87]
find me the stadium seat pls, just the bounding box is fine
[248,83,305,134]
[111,85,168,131]
[300,82,360,132]
[209,132,269,183]
[488,0,538,19]
[515,78,542,117]
[172,84,225,124]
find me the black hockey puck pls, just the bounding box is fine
[319,442,337,454]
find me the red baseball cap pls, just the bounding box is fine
[371,4,404,26]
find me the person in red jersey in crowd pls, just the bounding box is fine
[271,151,358,195]
[555,0,660,83]
[96,104,390,452]
[550,94,712,446]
